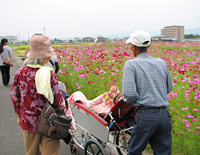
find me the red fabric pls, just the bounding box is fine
[11,66,63,133]
[111,95,136,119]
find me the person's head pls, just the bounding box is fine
[58,81,69,98]
[25,35,55,65]
[109,85,120,98]
[126,30,151,57]
[1,38,8,45]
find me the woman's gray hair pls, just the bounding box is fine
[24,58,46,66]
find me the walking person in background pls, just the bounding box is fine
[122,30,173,155]
[0,38,13,87]
[11,35,65,155]
[47,54,59,74]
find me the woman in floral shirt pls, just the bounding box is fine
[11,35,64,155]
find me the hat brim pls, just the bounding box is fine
[27,50,56,59]
[126,38,150,47]
[126,38,131,44]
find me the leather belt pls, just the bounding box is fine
[137,106,167,110]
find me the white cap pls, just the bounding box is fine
[126,30,151,47]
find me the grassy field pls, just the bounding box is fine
[56,41,200,155]
[12,41,200,154]
[11,43,97,57]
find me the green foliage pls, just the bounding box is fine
[184,34,200,39]
[13,50,26,57]
[17,45,30,50]
[56,42,200,154]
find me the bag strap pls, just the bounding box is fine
[43,102,52,116]
[49,60,54,67]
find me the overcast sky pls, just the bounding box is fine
[0,0,199,40]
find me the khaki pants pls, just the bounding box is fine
[23,130,60,155]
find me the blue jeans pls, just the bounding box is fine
[128,108,172,155]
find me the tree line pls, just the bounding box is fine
[184,34,200,39]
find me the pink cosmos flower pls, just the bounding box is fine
[185,94,189,98]
[173,80,177,83]
[193,75,197,78]
[196,131,199,135]
[193,118,197,122]
[186,122,191,127]
[186,89,192,93]
[180,131,184,134]
[167,95,172,100]
[182,107,188,111]
[188,116,194,118]
[171,107,174,110]
[195,126,200,129]
[79,73,86,77]
[79,65,84,70]
[85,67,89,70]
[193,109,199,111]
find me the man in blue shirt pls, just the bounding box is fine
[122,30,173,155]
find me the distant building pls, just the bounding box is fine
[0,35,18,44]
[161,25,184,39]
[82,37,94,43]
[95,36,109,43]
[74,37,81,43]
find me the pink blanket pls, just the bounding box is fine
[67,91,111,116]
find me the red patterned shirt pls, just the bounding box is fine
[11,66,63,133]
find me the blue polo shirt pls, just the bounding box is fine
[122,53,173,107]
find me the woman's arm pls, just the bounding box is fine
[11,70,21,116]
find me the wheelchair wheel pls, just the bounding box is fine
[116,130,131,155]
[83,139,106,155]
[70,143,79,155]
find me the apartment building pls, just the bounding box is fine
[161,25,184,39]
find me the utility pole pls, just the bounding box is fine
[44,27,46,36]
[28,31,29,41]
[18,33,20,41]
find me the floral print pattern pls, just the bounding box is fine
[11,66,63,133]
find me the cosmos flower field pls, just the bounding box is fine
[56,41,200,154]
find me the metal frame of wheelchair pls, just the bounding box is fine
[69,96,136,155]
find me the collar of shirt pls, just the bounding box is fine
[136,53,150,59]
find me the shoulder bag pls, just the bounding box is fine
[0,53,12,66]
[35,97,72,139]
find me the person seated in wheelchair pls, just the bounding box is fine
[67,85,120,116]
